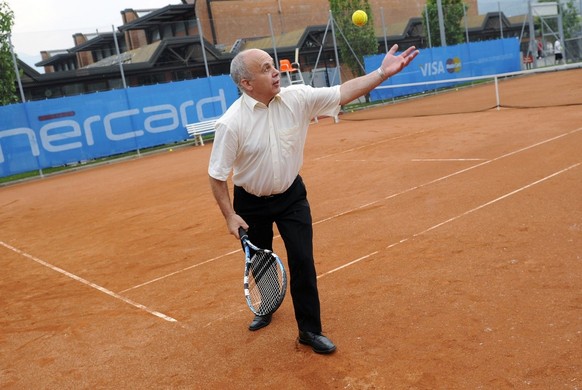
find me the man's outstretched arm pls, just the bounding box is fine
[339,44,419,106]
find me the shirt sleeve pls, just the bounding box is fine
[208,120,237,181]
[281,84,341,120]
[306,85,341,119]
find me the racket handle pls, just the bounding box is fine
[238,227,248,239]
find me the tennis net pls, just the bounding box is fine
[342,64,582,120]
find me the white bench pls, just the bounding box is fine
[186,119,217,146]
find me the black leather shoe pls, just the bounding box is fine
[298,331,336,354]
[248,314,272,331]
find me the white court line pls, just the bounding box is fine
[412,162,581,237]
[412,158,486,162]
[332,159,394,162]
[318,251,380,277]
[314,129,430,161]
[0,241,178,323]
[318,163,580,278]
[203,308,245,328]
[118,249,240,293]
[315,127,581,226]
[123,127,582,291]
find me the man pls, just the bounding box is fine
[208,44,418,354]
[554,39,563,65]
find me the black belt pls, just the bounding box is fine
[236,175,301,200]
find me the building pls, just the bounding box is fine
[17,0,531,102]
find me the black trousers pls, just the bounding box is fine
[233,175,322,333]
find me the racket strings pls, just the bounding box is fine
[248,251,285,314]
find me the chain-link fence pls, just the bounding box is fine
[9,1,582,101]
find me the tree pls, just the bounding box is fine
[329,0,378,78]
[537,0,581,39]
[422,0,467,47]
[0,0,18,105]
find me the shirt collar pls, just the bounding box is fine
[242,92,281,110]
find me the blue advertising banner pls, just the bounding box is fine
[0,75,239,177]
[365,38,522,101]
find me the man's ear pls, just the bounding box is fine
[240,79,252,92]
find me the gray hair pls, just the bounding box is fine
[230,50,254,88]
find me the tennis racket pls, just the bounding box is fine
[239,227,287,316]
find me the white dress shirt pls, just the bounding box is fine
[209,84,341,196]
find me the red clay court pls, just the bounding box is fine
[1,69,581,388]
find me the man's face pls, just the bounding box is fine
[242,50,281,105]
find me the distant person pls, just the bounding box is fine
[536,38,543,59]
[546,41,554,57]
[554,39,563,64]
[523,51,533,70]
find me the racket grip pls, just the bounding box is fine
[238,227,247,239]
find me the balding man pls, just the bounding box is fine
[209,45,418,354]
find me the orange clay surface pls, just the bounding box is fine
[1,70,581,389]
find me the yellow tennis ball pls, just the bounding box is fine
[352,10,368,27]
